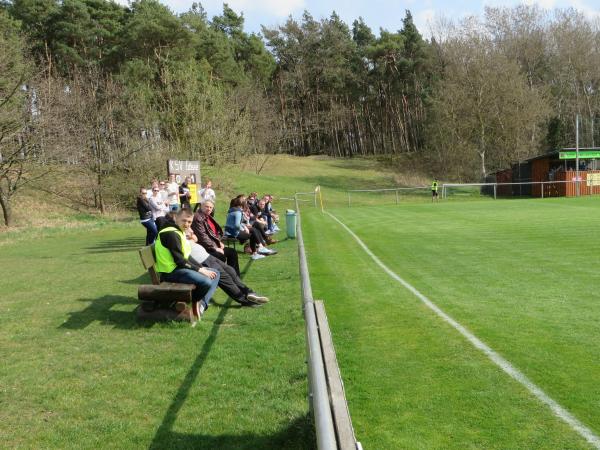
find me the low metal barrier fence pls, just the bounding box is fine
[295,195,361,450]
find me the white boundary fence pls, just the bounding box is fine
[347,187,429,207]
[296,191,318,207]
[343,180,597,207]
[442,180,591,199]
[295,195,361,450]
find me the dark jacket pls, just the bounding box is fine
[191,210,223,252]
[249,202,263,221]
[179,183,191,208]
[136,196,153,220]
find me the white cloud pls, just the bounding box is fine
[414,8,436,38]
[523,0,557,8]
[565,0,600,19]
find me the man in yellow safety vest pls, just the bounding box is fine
[431,179,439,202]
[154,208,220,320]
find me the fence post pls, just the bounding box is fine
[493,184,497,200]
[347,192,351,208]
[395,189,399,205]
[541,182,544,199]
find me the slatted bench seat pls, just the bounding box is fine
[137,245,197,323]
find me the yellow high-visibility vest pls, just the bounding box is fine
[154,226,190,273]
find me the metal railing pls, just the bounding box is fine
[342,180,600,207]
[295,195,361,450]
[347,186,429,207]
[442,180,594,199]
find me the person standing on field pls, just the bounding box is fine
[432,179,439,202]
[167,174,180,211]
[196,180,216,214]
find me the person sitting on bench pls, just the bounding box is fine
[191,200,241,275]
[225,196,275,261]
[183,226,269,307]
[155,209,220,320]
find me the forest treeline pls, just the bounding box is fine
[1,0,599,225]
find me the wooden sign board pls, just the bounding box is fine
[167,160,201,202]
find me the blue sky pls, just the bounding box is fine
[116,0,600,37]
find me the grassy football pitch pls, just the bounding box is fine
[0,223,312,449]
[3,155,599,449]
[302,197,600,449]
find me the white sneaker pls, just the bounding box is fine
[192,302,205,320]
[247,292,269,304]
[251,253,266,260]
[258,247,273,255]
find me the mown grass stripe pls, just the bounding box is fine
[325,210,600,449]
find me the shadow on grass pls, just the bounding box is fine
[149,278,314,449]
[60,295,146,330]
[83,237,146,254]
[120,273,151,285]
[62,258,255,331]
[146,257,313,448]
[150,414,315,450]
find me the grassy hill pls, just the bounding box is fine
[0,154,429,233]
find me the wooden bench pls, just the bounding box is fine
[137,245,197,323]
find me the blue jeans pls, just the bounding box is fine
[141,219,158,245]
[263,210,274,231]
[161,268,220,309]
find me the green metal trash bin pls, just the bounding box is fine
[286,209,297,239]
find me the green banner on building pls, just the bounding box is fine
[559,150,600,159]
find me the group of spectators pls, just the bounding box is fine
[138,175,216,243]
[136,177,280,321]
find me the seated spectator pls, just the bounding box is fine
[225,196,276,260]
[183,226,268,306]
[247,191,258,208]
[246,197,277,245]
[154,209,220,320]
[191,200,241,274]
[137,187,157,245]
[265,194,280,232]
[260,195,276,234]
[235,194,275,250]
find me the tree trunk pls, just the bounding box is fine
[97,172,106,214]
[479,151,487,180]
[0,191,13,227]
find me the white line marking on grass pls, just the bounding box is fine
[326,211,600,449]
